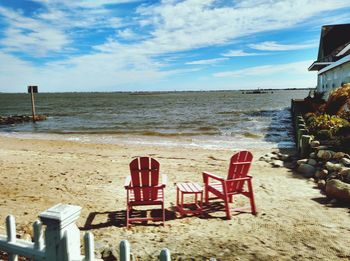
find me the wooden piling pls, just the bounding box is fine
[28,86,38,122]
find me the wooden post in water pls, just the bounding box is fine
[28,86,38,122]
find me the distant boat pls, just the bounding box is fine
[242,89,271,94]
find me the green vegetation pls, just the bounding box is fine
[303,84,350,145]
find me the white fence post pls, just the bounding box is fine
[160,248,170,261]
[6,215,18,261]
[119,240,130,261]
[33,220,44,251]
[39,204,82,261]
[84,232,94,261]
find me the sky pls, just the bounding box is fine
[0,0,350,92]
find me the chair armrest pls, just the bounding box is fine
[202,171,225,182]
[124,176,131,188]
[229,176,252,182]
[161,174,167,187]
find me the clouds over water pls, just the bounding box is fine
[0,0,349,92]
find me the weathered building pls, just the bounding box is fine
[309,24,350,94]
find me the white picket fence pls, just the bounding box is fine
[0,204,172,261]
[119,240,171,261]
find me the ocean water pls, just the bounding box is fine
[0,90,309,149]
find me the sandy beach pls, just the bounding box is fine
[0,135,350,260]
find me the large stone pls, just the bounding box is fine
[315,169,328,179]
[341,157,350,167]
[334,152,346,160]
[317,150,335,161]
[325,162,342,172]
[297,159,308,165]
[339,168,350,183]
[334,164,343,172]
[339,168,350,176]
[325,162,335,171]
[310,140,320,148]
[307,158,317,166]
[297,163,316,178]
[309,152,316,159]
[325,179,350,202]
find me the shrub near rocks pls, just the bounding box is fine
[298,85,350,202]
[304,85,350,153]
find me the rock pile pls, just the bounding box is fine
[295,145,350,202]
[259,145,350,203]
[259,151,295,169]
[0,115,47,125]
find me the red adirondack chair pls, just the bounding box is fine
[202,150,256,219]
[124,157,167,227]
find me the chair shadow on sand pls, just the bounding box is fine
[198,202,254,220]
[80,208,177,230]
[80,201,255,230]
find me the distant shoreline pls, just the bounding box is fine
[0,88,313,95]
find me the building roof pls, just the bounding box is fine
[309,23,350,71]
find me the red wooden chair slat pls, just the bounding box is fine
[125,157,166,227]
[139,157,150,201]
[228,151,253,193]
[203,150,256,219]
[150,158,160,199]
[130,158,141,201]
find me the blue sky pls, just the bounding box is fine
[0,0,350,92]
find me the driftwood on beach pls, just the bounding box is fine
[0,115,47,125]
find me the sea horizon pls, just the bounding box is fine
[0,89,309,149]
[0,87,314,94]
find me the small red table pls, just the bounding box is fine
[176,182,203,216]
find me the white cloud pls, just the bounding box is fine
[32,0,141,8]
[249,41,317,51]
[0,7,69,56]
[222,50,264,57]
[1,0,348,59]
[0,52,38,91]
[186,58,227,65]
[117,28,139,40]
[130,0,350,55]
[0,51,170,92]
[0,0,349,91]
[88,0,349,72]
[214,60,313,77]
[0,1,128,57]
